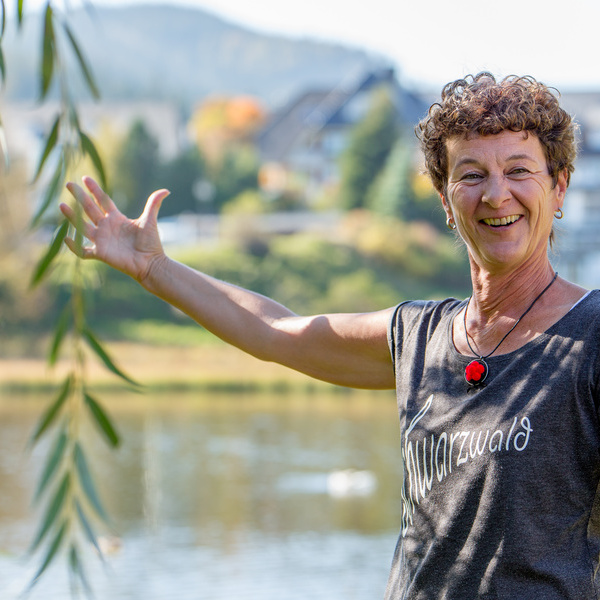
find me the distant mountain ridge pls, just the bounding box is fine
[2,3,387,111]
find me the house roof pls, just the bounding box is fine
[257,68,428,163]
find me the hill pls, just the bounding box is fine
[2,3,387,111]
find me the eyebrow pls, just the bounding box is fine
[452,153,537,170]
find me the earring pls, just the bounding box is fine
[446,216,456,230]
[554,208,563,219]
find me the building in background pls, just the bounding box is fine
[554,92,600,288]
[257,68,428,204]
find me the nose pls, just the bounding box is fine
[481,173,511,208]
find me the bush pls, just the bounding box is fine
[7,217,471,346]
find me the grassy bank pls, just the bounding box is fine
[0,321,360,394]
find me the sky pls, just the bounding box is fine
[20,0,600,92]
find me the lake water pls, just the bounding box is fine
[0,390,403,599]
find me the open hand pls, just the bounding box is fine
[60,176,170,283]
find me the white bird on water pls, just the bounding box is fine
[327,469,378,498]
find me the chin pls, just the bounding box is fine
[470,246,532,273]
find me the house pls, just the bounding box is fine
[553,92,600,288]
[256,68,428,204]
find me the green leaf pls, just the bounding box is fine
[30,156,65,228]
[33,431,68,504]
[67,101,82,133]
[74,499,102,557]
[63,22,100,100]
[30,375,72,444]
[0,0,5,39]
[83,327,140,387]
[32,114,60,183]
[79,131,107,189]
[29,472,70,554]
[29,520,68,589]
[48,304,71,366]
[84,392,120,448]
[40,2,55,100]
[68,544,93,596]
[0,46,4,86]
[17,0,24,28]
[74,443,107,521]
[30,220,69,287]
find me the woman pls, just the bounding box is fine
[61,73,600,599]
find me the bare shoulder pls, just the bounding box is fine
[538,277,591,332]
[556,278,589,310]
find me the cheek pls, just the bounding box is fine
[447,190,477,220]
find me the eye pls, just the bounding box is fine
[509,167,530,176]
[461,172,483,181]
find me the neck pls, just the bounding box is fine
[467,259,557,324]
[459,259,559,359]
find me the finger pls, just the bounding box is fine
[83,176,117,213]
[66,182,105,225]
[59,201,76,224]
[140,189,170,223]
[64,236,96,259]
[59,202,97,241]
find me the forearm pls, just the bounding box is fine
[140,254,296,358]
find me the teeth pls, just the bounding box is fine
[483,215,520,227]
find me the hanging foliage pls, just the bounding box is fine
[0,0,132,595]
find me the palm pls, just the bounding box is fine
[61,177,170,282]
[94,211,160,279]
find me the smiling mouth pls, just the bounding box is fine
[481,215,521,227]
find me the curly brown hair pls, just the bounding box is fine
[416,72,578,195]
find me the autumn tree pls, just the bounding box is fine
[188,95,266,165]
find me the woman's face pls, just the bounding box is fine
[442,129,567,275]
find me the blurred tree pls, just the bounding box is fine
[157,146,207,216]
[110,120,160,216]
[337,87,398,210]
[107,117,259,217]
[367,138,444,228]
[188,95,266,166]
[410,170,445,228]
[367,138,413,217]
[211,145,260,212]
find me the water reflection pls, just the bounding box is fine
[0,390,402,599]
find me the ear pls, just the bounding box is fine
[555,170,568,211]
[440,193,453,220]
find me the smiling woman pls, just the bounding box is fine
[60,72,600,600]
[382,73,599,600]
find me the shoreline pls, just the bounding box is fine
[0,341,360,395]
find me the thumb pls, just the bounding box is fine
[141,189,170,223]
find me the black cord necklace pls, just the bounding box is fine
[463,271,558,387]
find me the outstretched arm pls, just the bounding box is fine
[60,177,395,390]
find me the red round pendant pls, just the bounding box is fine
[465,359,488,386]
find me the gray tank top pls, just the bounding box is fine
[386,290,600,599]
